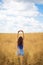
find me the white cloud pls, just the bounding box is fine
[0,0,43,33]
[0,1,39,16]
[4,0,43,3]
[13,0,43,4]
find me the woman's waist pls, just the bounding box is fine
[18,45,23,49]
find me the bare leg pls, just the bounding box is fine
[20,56,24,65]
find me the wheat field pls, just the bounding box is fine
[0,33,43,65]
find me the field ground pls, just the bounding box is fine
[0,33,43,65]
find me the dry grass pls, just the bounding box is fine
[0,33,43,65]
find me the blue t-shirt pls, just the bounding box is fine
[18,45,23,49]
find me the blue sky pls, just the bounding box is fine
[35,4,43,23]
[0,0,43,33]
[36,4,43,13]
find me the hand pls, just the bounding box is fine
[18,30,23,33]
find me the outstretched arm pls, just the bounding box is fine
[20,30,24,39]
[17,30,24,39]
[17,31,19,39]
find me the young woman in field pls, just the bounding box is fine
[17,30,24,65]
[17,30,24,56]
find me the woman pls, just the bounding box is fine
[16,30,24,65]
[17,30,24,56]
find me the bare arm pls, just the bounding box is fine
[17,31,19,39]
[17,30,24,39]
[21,30,24,39]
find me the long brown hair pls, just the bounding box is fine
[17,36,23,47]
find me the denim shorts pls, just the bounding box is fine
[16,48,24,56]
